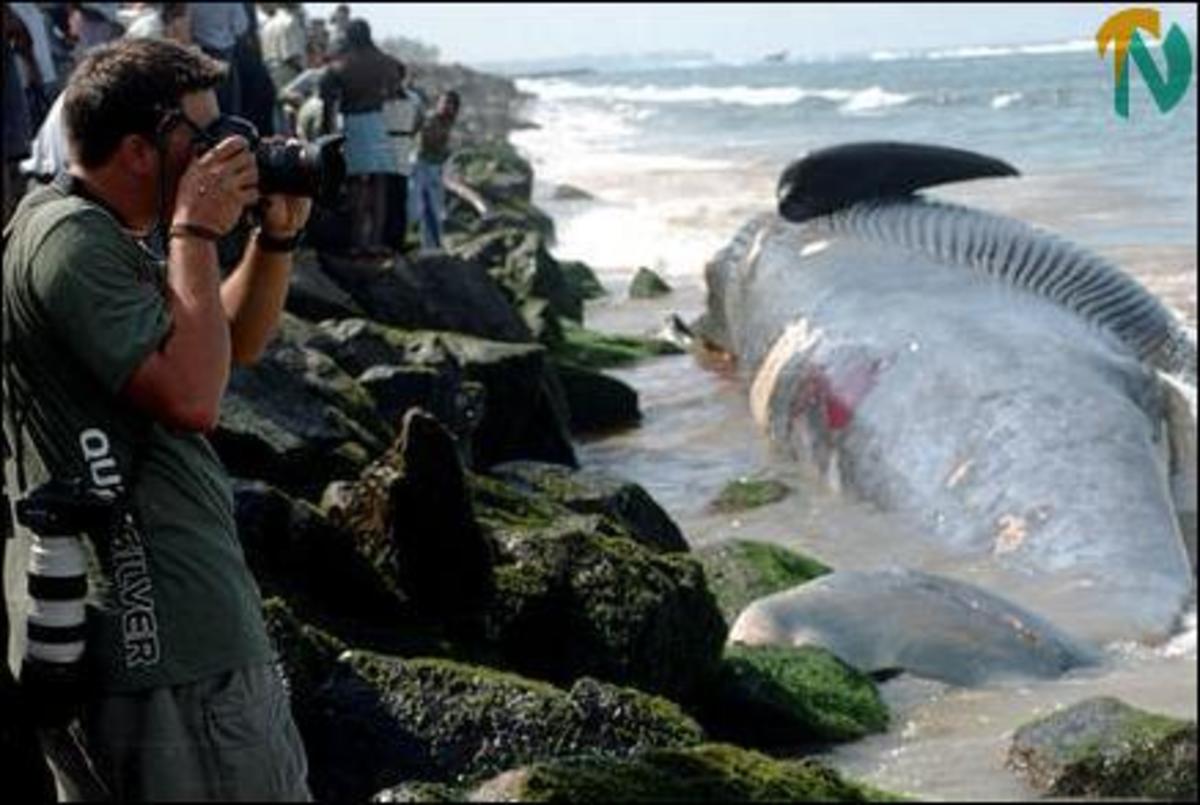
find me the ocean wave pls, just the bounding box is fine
[990,91,1023,110]
[926,38,1112,60]
[518,78,915,113]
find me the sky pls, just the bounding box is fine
[301,3,1198,66]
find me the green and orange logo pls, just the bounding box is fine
[1096,7,1193,117]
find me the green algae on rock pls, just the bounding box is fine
[695,539,831,622]
[346,652,704,782]
[698,645,888,747]
[460,743,903,802]
[1008,696,1197,801]
[489,461,688,553]
[708,478,793,514]
[553,320,684,370]
[629,266,673,299]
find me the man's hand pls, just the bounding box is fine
[260,192,312,239]
[173,135,260,236]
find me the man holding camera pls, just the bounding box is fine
[2,37,311,800]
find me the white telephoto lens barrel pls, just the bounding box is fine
[26,535,88,664]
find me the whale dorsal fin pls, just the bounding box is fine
[777,142,1019,223]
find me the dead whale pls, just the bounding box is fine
[702,142,1197,681]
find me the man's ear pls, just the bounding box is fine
[118,134,162,178]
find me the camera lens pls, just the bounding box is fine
[256,135,347,205]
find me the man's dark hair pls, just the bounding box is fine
[63,38,226,168]
[345,18,372,49]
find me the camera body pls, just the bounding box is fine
[196,115,347,205]
[15,477,120,537]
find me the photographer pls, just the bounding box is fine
[2,37,310,800]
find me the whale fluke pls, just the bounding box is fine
[777,141,1019,223]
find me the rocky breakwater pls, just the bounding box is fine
[209,74,901,802]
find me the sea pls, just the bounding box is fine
[502,41,1198,801]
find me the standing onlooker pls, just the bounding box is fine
[6,3,58,130]
[235,0,277,136]
[320,18,405,258]
[327,3,350,56]
[125,3,191,43]
[383,80,423,253]
[3,40,33,224]
[410,90,460,252]
[260,2,305,93]
[189,2,247,114]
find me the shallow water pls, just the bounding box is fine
[512,47,1197,799]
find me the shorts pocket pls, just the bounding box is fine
[205,667,307,801]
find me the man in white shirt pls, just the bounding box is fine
[260,3,306,92]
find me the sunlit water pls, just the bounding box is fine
[509,47,1197,800]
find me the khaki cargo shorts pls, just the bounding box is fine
[75,662,311,802]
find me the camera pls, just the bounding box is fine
[196,115,347,205]
[15,477,120,537]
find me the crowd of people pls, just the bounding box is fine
[4,2,461,256]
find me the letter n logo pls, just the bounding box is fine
[1096,7,1193,117]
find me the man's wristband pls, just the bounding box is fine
[256,228,302,253]
[169,222,223,242]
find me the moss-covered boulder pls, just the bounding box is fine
[449,140,534,206]
[1007,696,1197,800]
[552,361,642,434]
[551,183,595,201]
[629,266,673,299]
[468,474,727,700]
[458,743,901,802]
[489,461,688,553]
[213,315,391,498]
[698,645,888,748]
[305,320,576,469]
[347,652,704,784]
[261,597,348,709]
[554,320,684,370]
[559,258,607,300]
[694,539,830,622]
[709,477,793,514]
[487,527,726,701]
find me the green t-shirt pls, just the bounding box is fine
[2,181,272,692]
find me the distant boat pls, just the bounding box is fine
[763,50,789,64]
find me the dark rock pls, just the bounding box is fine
[319,411,496,620]
[490,461,688,553]
[559,258,607,300]
[694,539,830,622]
[551,183,595,201]
[306,320,576,469]
[234,482,407,629]
[212,315,391,499]
[1008,696,1197,801]
[697,645,888,748]
[286,250,367,322]
[708,478,792,514]
[348,652,703,785]
[553,361,641,433]
[463,743,901,802]
[315,252,532,344]
[629,266,673,299]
